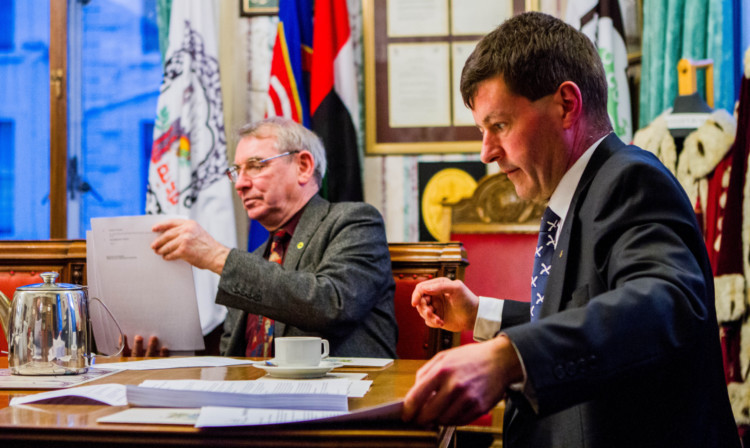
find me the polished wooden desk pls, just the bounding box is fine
[0,358,452,448]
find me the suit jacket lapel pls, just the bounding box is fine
[282,195,329,269]
[540,134,620,319]
[275,194,330,336]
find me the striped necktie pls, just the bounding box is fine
[245,229,290,357]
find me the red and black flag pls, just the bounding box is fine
[310,0,363,201]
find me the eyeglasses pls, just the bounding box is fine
[225,151,299,183]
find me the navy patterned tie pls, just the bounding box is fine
[531,207,560,321]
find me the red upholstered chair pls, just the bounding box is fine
[388,242,468,359]
[0,240,88,354]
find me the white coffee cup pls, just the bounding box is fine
[274,337,329,367]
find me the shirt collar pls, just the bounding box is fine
[548,133,609,221]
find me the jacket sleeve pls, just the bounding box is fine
[215,202,394,337]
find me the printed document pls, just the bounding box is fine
[87,215,204,353]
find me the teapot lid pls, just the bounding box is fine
[16,272,85,291]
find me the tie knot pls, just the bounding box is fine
[540,207,560,235]
[272,229,290,243]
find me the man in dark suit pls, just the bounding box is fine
[402,12,739,447]
[151,117,397,358]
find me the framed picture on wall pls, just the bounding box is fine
[363,0,529,155]
[240,0,279,17]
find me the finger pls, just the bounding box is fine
[120,334,132,357]
[160,346,170,357]
[133,334,145,357]
[438,395,487,426]
[403,360,444,422]
[151,219,183,233]
[145,336,159,357]
[410,278,447,307]
[417,297,445,327]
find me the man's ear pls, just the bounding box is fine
[296,150,316,184]
[557,81,583,129]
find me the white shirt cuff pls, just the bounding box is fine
[473,296,504,341]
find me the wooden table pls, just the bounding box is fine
[0,358,453,447]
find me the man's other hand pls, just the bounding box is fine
[411,277,479,333]
[120,334,170,357]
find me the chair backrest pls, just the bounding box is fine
[0,240,87,354]
[388,242,468,359]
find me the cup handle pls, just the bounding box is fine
[89,297,125,358]
[321,339,329,359]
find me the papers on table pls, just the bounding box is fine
[87,215,204,354]
[97,408,200,425]
[98,400,404,428]
[195,406,347,427]
[326,357,394,367]
[10,384,128,407]
[9,376,399,428]
[128,380,350,410]
[95,356,254,371]
[0,368,120,389]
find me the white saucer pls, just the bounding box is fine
[252,360,344,379]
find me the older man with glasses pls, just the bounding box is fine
[150,116,398,359]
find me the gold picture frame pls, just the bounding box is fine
[363,0,528,155]
[239,0,278,17]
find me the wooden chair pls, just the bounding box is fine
[388,242,468,359]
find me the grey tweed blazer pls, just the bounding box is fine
[217,195,398,358]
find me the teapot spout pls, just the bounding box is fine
[0,290,9,342]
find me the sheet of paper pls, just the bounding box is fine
[196,406,347,427]
[0,368,121,389]
[127,380,349,410]
[255,376,371,398]
[138,379,351,396]
[9,384,127,407]
[88,215,204,353]
[98,408,200,425]
[326,357,394,367]
[388,43,451,128]
[451,42,480,126]
[95,356,254,371]
[195,400,404,428]
[450,0,511,35]
[387,0,448,37]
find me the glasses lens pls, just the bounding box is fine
[226,166,239,182]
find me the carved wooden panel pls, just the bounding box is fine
[447,172,545,235]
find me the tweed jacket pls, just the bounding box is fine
[217,195,398,358]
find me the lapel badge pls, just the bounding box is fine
[297,242,304,250]
[559,250,563,258]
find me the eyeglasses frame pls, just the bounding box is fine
[225,150,300,183]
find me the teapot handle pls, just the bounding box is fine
[89,296,125,358]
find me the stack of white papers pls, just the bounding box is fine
[127,380,350,411]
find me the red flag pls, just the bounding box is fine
[310,0,362,201]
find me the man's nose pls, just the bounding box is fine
[480,133,501,164]
[234,173,253,191]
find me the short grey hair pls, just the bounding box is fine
[237,117,327,186]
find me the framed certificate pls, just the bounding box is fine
[363,0,525,154]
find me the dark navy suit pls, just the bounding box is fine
[501,134,739,447]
